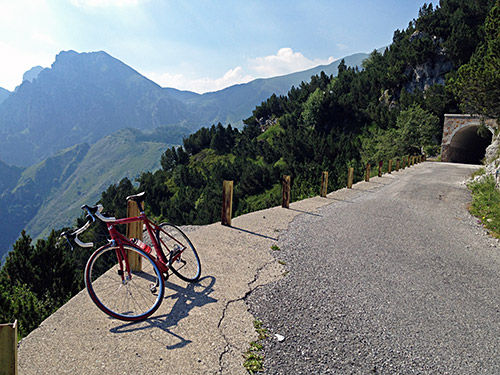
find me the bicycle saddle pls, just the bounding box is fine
[126,192,145,202]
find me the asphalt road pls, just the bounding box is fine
[247,162,500,374]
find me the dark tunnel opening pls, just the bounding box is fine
[448,125,492,164]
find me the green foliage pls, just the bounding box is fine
[468,175,500,237]
[0,230,81,337]
[416,0,496,66]
[396,104,441,154]
[243,320,268,374]
[243,348,264,374]
[450,1,500,118]
[361,104,440,165]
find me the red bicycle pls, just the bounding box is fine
[62,192,201,321]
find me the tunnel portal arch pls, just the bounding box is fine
[441,114,497,164]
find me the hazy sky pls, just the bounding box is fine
[0,0,426,93]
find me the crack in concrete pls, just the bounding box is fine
[216,258,279,374]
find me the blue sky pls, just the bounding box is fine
[0,0,426,93]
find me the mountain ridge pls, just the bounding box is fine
[0,49,368,167]
[0,50,194,166]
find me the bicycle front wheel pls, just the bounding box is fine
[157,223,201,282]
[85,244,164,321]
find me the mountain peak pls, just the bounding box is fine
[0,49,191,166]
[22,66,44,83]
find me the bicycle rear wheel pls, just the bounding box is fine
[85,244,164,321]
[157,223,201,282]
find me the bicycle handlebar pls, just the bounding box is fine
[61,203,124,249]
[60,219,94,248]
[94,205,117,223]
[61,204,109,248]
[73,220,94,248]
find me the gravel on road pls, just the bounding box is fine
[247,162,500,374]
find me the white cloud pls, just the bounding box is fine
[146,66,254,94]
[145,48,337,93]
[249,48,335,78]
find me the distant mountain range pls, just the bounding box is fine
[0,50,369,167]
[0,49,369,261]
[0,51,193,166]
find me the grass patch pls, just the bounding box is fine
[253,319,269,340]
[243,320,268,374]
[270,244,280,251]
[243,348,264,374]
[468,175,500,237]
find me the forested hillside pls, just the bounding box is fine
[1,0,498,338]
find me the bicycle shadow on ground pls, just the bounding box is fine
[109,275,217,349]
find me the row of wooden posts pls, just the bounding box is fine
[221,154,425,226]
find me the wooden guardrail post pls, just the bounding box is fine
[221,180,233,226]
[407,155,411,168]
[282,175,291,208]
[388,159,392,174]
[126,200,143,271]
[320,171,328,198]
[347,167,354,188]
[378,161,382,177]
[0,320,18,375]
[365,163,371,182]
[396,158,400,171]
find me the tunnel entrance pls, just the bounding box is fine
[441,114,497,163]
[447,125,492,164]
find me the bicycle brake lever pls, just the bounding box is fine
[65,237,75,251]
[60,231,75,251]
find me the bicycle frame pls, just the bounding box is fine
[103,213,185,277]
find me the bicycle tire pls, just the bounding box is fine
[85,244,164,321]
[157,223,201,282]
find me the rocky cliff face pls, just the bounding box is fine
[404,57,454,92]
[403,31,454,93]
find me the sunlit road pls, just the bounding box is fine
[248,162,500,374]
